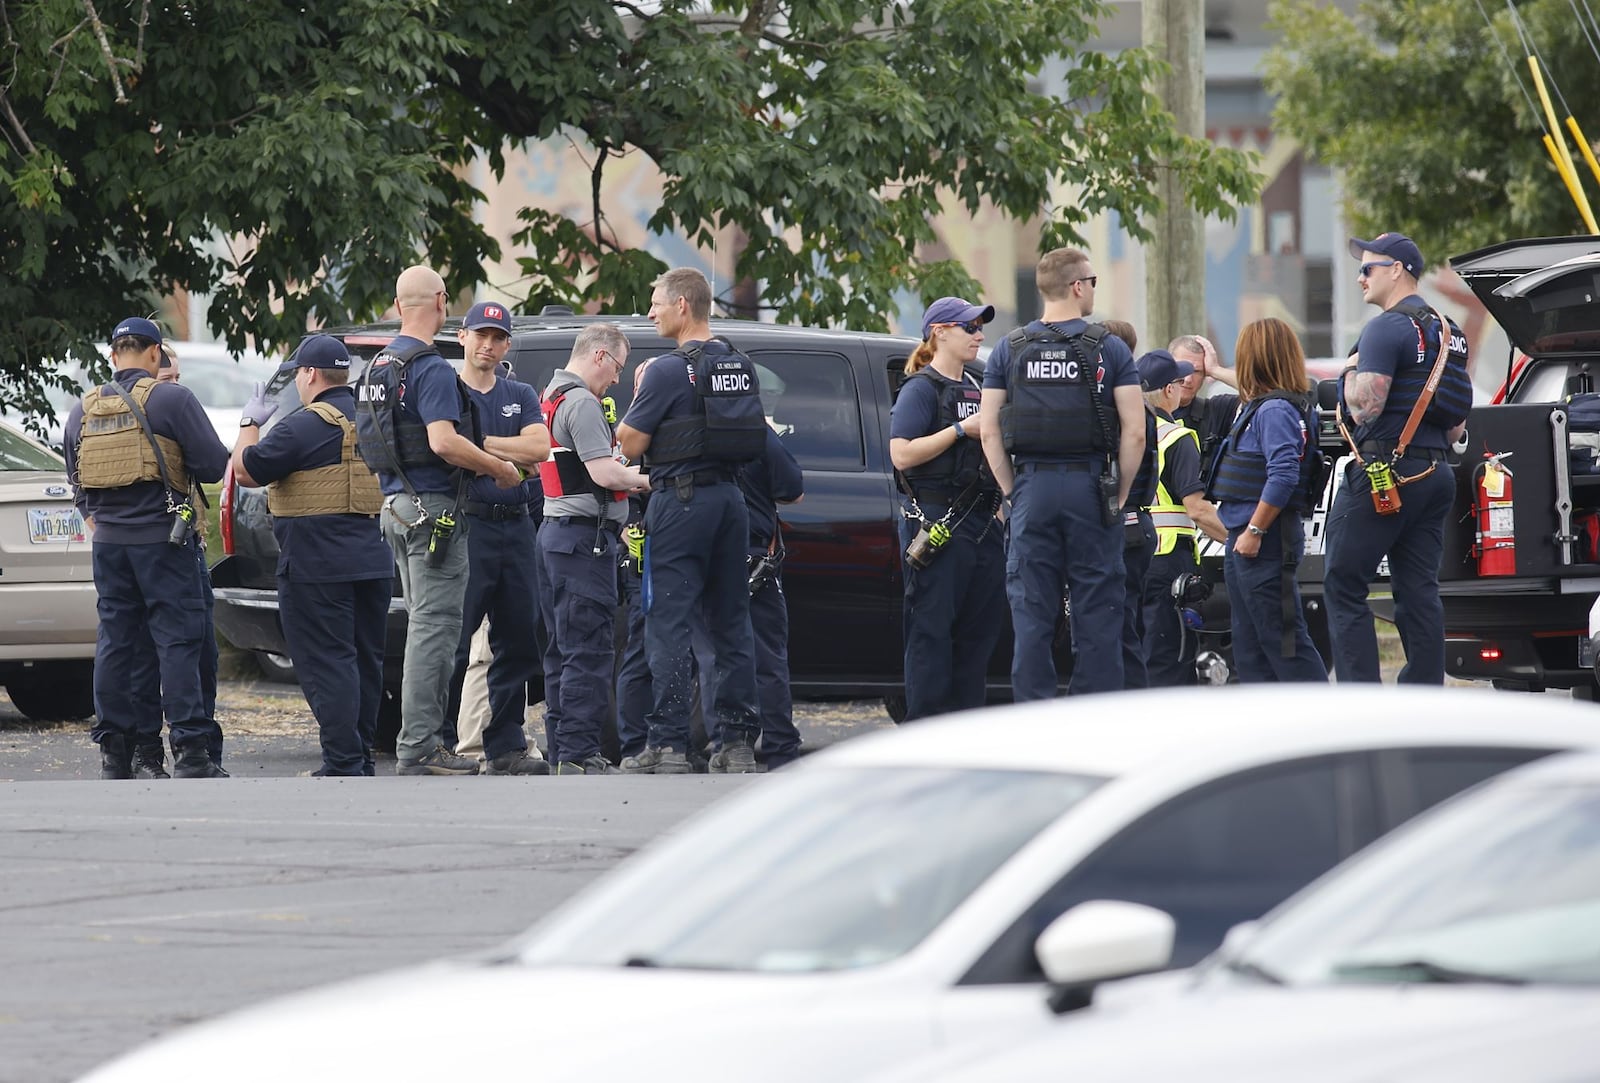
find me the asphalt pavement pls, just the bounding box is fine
[0,682,893,1082]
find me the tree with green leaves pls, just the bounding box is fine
[2,0,1258,426]
[1265,0,1600,265]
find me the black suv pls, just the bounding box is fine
[209,311,1075,742]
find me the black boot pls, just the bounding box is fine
[132,742,170,779]
[99,736,133,780]
[173,742,229,779]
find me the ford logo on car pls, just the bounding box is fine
[43,484,69,497]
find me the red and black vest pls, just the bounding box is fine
[538,375,627,504]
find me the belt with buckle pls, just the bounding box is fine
[463,501,530,521]
[1359,443,1447,463]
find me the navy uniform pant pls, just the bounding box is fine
[1143,542,1200,687]
[1324,460,1454,683]
[446,515,541,761]
[280,575,389,776]
[617,571,715,759]
[1006,465,1125,698]
[125,544,226,763]
[748,563,801,763]
[1120,510,1156,689]
[91,539,213,751]
[1223,513,1327,683]
[538,519,621,764]
[643,480,759,752]
[896,503,1005,721]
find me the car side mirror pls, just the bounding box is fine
[1216,919,1260,960]
[1034,901,1175,1015]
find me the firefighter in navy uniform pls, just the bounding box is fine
[888,296,1005,721]
[61,317,230,779]
[1325,234,1471,684]
[538,324,649,773]
[444,301,552,776]
[617,267,766,774]
[355,265,522,776]
[736,426,805,765]
[230,335,393,775]
[978,248,1146,698]
[1138,350,1227,686]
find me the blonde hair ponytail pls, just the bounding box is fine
[904,339,936,377]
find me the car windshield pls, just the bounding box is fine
[517,766,1104,973]
[0,424,64,470]
[1228,782,1600,986]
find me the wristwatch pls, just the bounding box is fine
[952,420,966,439]
[1246,523,1266,537]
[239,418,259,429]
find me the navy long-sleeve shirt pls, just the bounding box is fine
[62,368,230,544]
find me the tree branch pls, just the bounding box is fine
[80,0,127,103]
[591,143,607,249]
[0,85,36,156]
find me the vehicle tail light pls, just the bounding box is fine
[1479,644,1502,662]
[220,462,235,555]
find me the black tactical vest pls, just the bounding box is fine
[1206,391,1326,513]
[1381,300,1472,436]
[999,323,1115,457]
[355,340,481,484]
[648,339,767,465]
[1127,406,1159,509]
[897,364,995,501]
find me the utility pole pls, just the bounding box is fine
[1142,0,1206,349]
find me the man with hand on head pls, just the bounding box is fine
[232,335,393,776]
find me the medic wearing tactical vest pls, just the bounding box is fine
[231,334,394,777]
[353,265,520,777]
[617,267,767,774]
[536,323,648,773]
[61,316,231,780]
[978,247,1146,700]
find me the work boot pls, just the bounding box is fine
[484,748,550,776]
[131,742,170,780]
[396,745,481,776]
[554,755,619,775]
[619,747,690,775]
[173,743,230,778]
[99,735,133,780]
[707,737,758,775]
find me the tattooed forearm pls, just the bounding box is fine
[1347,371,1391,424]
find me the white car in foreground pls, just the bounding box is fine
[873,747,1600,1082]
[79,687,1600,1083]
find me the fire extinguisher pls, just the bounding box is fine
[1472,450,1516,577]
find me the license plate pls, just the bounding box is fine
[28,506,87,544]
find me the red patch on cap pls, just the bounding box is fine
[485,305,504,320]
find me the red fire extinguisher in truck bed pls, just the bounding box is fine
[1472,450,1516,577]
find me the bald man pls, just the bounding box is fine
[355,265,521,776]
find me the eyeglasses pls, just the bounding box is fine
[1073,275,1099,288]
[940,320,985,335]
[597,349,625,372]
[1358,260,1398,278]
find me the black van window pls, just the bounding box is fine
[751,351,865,470]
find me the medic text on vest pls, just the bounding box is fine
[1023,350,1103,387]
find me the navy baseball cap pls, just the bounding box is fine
[920,296,996,340]
[463,301,512,334]
[1136,349,1195,391]
[291,334,351,370]
[1347,232,1424,277]
[111,317,163,345]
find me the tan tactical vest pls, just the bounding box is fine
[77,378,191,492]
[267,401,385,518]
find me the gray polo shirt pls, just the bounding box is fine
[542,369,628,524]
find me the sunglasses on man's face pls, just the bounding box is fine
[1358,259,1398,278]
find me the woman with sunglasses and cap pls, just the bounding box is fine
[888,297,1006,721]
